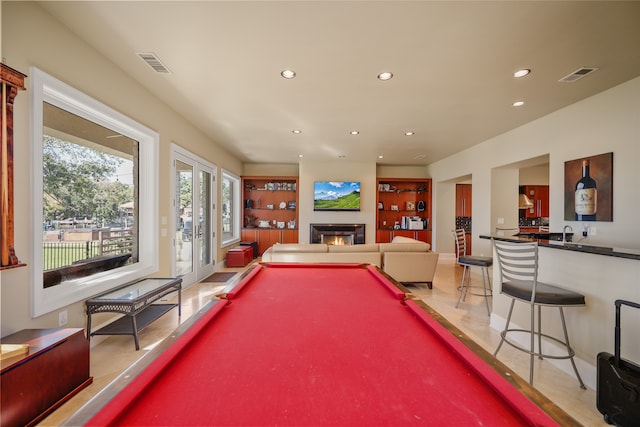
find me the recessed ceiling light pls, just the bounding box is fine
[338,155,347,159]
[298,154,304,158]
[281,69,296,79]
[514,69,531,78]
[350,130,359,135]
[377,71,393,81]
[512,101,525,107]
[378,155,384,159]
[292,129,302,134]
[404,131,414,136]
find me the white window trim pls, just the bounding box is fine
[30,67,159,317]
[221,169,241,247]
[169,144,217,282]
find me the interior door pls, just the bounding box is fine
[173,148,216,285]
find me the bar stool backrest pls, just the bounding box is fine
[492,240,539,305]
[453,229,468,259]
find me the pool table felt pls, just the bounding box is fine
[86,263,571,426]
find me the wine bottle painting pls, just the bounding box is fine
[564,152,613,221]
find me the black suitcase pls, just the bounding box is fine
[597,299,640,426]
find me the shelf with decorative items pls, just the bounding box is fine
[241,176,299,255]
[376,178,432,244]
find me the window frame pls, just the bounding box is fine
[30,67,159,317]
[221,169,240,247]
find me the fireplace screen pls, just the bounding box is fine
[310,224,365,245]
[321,234,354,246]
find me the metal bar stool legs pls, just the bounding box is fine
[494,302,586,389]
[453,229,493,316]
[456,264,492,316]
[492,238,587,389]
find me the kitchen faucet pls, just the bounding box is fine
[563,225,573,243]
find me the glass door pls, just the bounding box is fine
[173,148,216,285]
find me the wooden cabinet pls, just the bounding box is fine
[376,178,432,244]
[1,328,93,427]
[523,185,549,218]
[241,176,298,255]
[455,184,472,217]
[241,228,299,256]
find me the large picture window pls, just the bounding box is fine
[31,68,159,317]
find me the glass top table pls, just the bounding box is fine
[86,277,182,350]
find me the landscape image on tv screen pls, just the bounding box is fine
[314,181,361,211]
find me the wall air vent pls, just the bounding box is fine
[558,67,597,83]
[137,52,171,74]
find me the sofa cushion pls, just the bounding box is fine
[379,241,431,253]
[271,243,328,253]
[391,235,421,244]
[269,252,381,266]
[328,244,379,253]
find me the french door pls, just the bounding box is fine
[172,146,216,285]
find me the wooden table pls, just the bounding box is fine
[86,277,182,350]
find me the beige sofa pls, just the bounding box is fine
[261,236,439,288]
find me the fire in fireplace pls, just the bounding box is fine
[310,224,365,245]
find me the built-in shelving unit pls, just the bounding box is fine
[241,176,299,255]
[376,178,432,244]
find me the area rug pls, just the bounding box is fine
[202,272,237,283]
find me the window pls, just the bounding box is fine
[221,170,240,246]
[31,68,159,317]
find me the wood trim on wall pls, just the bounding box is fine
[1,63,27,269]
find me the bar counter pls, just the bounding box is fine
[480,234,640,261]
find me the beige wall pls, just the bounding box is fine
[428,76,640,250]
[426,76,640,388]
[1,2,241,335]
[519,164,550,185]
[298,161,377,243]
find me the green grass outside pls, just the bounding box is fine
[314,191,360,210]
[43,242,100,270]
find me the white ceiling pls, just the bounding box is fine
[38,1,640,166]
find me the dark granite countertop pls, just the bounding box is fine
[479,234,640,261]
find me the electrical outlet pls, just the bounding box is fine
[497,217,504,225]
[590,226,597,236]
[58,310,68,326]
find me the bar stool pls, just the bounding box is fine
[452,229,493,315]
[491,238,586,388]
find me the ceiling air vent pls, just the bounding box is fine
[137,52,171,74]
[558,67,597,83]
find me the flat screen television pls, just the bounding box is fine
[313,181,361,211]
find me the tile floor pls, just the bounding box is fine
[40,257,606,426]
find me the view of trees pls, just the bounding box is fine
[42,135,133,228]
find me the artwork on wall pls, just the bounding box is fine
[564,152,613,222]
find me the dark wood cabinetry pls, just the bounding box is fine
[241,228,299,256]
[522,185,549,218]
[455,184,472,217]
[241,176,298,255]
[1,328,92,427]
[376,178,432,244]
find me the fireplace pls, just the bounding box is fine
[310,224,365,245]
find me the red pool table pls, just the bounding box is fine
[69,263,578,426]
